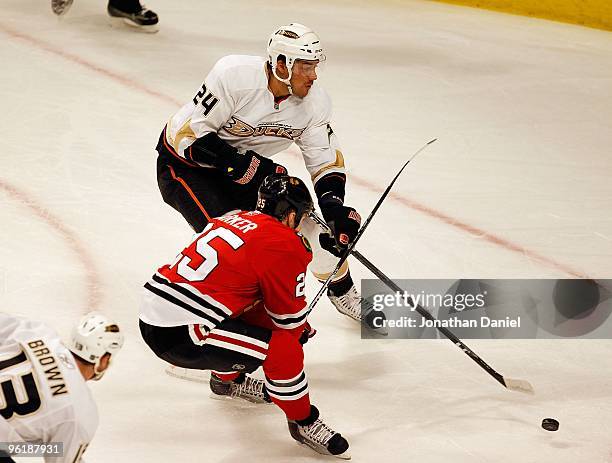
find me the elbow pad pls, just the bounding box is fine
[188,132,239,169]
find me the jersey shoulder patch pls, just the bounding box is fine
[297,232,312,253]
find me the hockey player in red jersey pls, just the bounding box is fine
[139,174,350,459]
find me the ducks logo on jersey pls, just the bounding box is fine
[224,117,305,140]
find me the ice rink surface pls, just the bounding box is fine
[1,0,612,461]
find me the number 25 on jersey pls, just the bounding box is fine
[172,223,244,282]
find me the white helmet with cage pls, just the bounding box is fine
[267,23,325,88]
[68,312,124,380]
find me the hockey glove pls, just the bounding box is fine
[299,322,317,345]
[226,151,287,188]
[189,133,286,188]
[319,204,361,257]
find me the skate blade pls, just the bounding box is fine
[209,392,272,405]
[335,450,351,460]
[297,441,351,460]
[108,16,159,33]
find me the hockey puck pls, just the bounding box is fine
[541,418,559,431]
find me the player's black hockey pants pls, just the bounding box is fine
[156,133,259,233]
[140,318,312,420]
[139,318,272,374]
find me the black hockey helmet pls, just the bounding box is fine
[256,174,314,225]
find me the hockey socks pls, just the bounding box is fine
[262,331,310,420]
[212,371,241,382]
[327,270,354,297]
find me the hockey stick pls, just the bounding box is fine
[350,250,534,394]
[310,207,534,394]
[165,364,210,383]
[306,138,438,312]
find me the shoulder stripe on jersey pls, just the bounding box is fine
[144,283,220,328]
[152,274,230,320]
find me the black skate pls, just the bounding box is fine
[288,405,351,459]
[107,1,159,32]
[209,373,271,404]
[51,0,74,15]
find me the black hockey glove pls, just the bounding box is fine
[189,133,286,188]
[319,204,361,257]
[299,322,317,345]
[226,151,287,188]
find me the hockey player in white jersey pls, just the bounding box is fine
[155,23,372,325]
[0,312,123,463]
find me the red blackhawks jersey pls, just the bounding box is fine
[140,211,312,334]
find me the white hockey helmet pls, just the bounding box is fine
[68,312,124,380]
[267,23,325,87]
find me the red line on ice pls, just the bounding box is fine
[0,23,181,108]
[374,181,585,278]
[0,24,587,278]
[0,180,102,311]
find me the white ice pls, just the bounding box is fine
[1,0,612,461]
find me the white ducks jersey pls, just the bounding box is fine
[0,314,97,463]
[165,55,345,184]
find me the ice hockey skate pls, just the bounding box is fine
[209,372,271,404]
[107,1,159,32]
[328,285,388,335]
[288,405,350,459]
[51,0,73,15]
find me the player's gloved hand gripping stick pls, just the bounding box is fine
[307,138,437,310]
[318,204,361,257]
[308,138,534,395]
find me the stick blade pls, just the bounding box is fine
[504,377,535,394]
[165,365,210,384]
